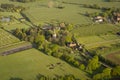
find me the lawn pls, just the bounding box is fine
[0,48,90,80]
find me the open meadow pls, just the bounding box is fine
[0,48,89,80]
[106,50,120,65]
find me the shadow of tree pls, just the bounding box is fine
[9,77,23,80]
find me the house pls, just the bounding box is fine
[93,16,104,23]
[52,33,57,38]
[67,42,77,48]
[117,13,120,22]
[42,25,53,30]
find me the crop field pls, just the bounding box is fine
[72,24,120,37]
[0,28,20,47]
[16,0,120,25]
[0,0,120,26]
[71,23,120,48]
[0,41,32,55]
[0,12,31,31]
[78,35,120,48]
[106,51,120,65]
[0,48,89,80]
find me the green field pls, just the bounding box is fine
[0,0,120,79]
[0,48,89,80]
[72,23,120,48]
[0,28,20,47]
[0,12,31,31]
[0,41,31,54]
[1,0,120,29]
[106,50,120,65]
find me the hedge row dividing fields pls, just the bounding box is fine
[0,28,32,55]
[0,41,32,55]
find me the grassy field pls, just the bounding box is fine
[0,48,90,80]
[0,41,31,54]
[0,12,31,31]
[106,50,120,65]
[0,28,20,47]
[13,0,120,25]
[1,0,120,29]
[72,24,120,37]
[72,23,120,48]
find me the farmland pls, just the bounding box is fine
[0,0,120,80]
[0,28,20,47]
[106,50,120,65]
[0,48,89,80]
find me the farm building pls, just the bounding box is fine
[117,13,120,22]
[67,42,77,48]
[93,16,104,23]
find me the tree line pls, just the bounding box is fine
[0,3,25,12]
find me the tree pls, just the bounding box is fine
[79,64,85,70]
[102,68,112,79]
[86,55,100,73]
[111,66,120,77]
[14,28,21,36]
[21,32,26,40]
[66,24,74,31]
[35,34,45,44]
[28,36,34,42]
[93,73,102,80]
[65,33,72,43]
[93,67,112,80]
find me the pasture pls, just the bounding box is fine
[0,48,90,80]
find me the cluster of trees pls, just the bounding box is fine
[13,24,85,70]
[0,4,25,12]
[84,55,120,80]
[12,23,120,80]
[36,74,80,80]
[10,0,36,3]
[93,66,120,80]
[86,56,101,73]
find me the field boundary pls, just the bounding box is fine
[0,42,33,56]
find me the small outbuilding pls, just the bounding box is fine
[93,16,104,23]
